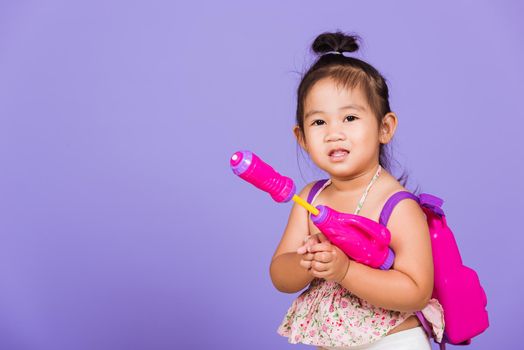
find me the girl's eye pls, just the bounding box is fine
[344,115,358,122]
[311,119,325,126]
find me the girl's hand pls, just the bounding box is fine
[307,234,350,283]
[296,232,322,255]
[297,232,322,271]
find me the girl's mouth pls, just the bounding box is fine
[329,149,349,162]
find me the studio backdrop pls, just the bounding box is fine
[1,1,522,349]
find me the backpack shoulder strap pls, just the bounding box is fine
[379,191,420,227]
[379,191,437,342]
[307,179,330,204]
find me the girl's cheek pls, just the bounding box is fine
[306,127,322,138]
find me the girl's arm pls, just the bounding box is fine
[269,182,316,293]
[338,198,434,312]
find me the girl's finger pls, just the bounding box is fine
[314,251,334,263]
[296,245,307,254]
[311,261,329,272]
[311,232,322,242]
[298,241,316,254]
[310,268,329,279]
[297,235,319,254]
[302,253,315,261]
[299,259,313,270]
[317,232,328,243]
[309,242,332,253]
[306,238,318,248]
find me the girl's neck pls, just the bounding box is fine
[329,163,381,196]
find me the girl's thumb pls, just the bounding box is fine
[297,245,307,254]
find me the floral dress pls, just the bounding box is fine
[277,166,445,348]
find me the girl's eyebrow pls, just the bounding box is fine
[305,104,365,119]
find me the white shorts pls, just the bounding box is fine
[318,327,432,350]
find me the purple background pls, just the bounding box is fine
[1,1,522,349]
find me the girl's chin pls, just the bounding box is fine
[319,165,355,177]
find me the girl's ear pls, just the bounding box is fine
[379,112,398,144]
[293,125,308,151]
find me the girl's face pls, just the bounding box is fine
[298,78,382,179]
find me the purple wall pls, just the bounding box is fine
[1,1,522,349]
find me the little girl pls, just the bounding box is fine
[270,32,445,349]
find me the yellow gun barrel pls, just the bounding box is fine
[292,194,319,216]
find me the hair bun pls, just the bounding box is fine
[312,31,360,55]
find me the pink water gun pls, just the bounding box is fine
[230,150,395,270]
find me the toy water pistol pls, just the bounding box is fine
[230,150,395,270]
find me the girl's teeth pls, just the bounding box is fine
[332,151,347,156]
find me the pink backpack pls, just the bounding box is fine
[308,183,489,349]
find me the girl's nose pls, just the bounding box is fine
[325,126,346,142]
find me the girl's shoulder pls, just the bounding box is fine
[365,171,409,221]
[378,169,411,199]
[376,172,430,236]
[299,181,321,200]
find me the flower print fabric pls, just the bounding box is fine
[276,278,444,347]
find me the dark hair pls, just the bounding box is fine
[295,31,409,187]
